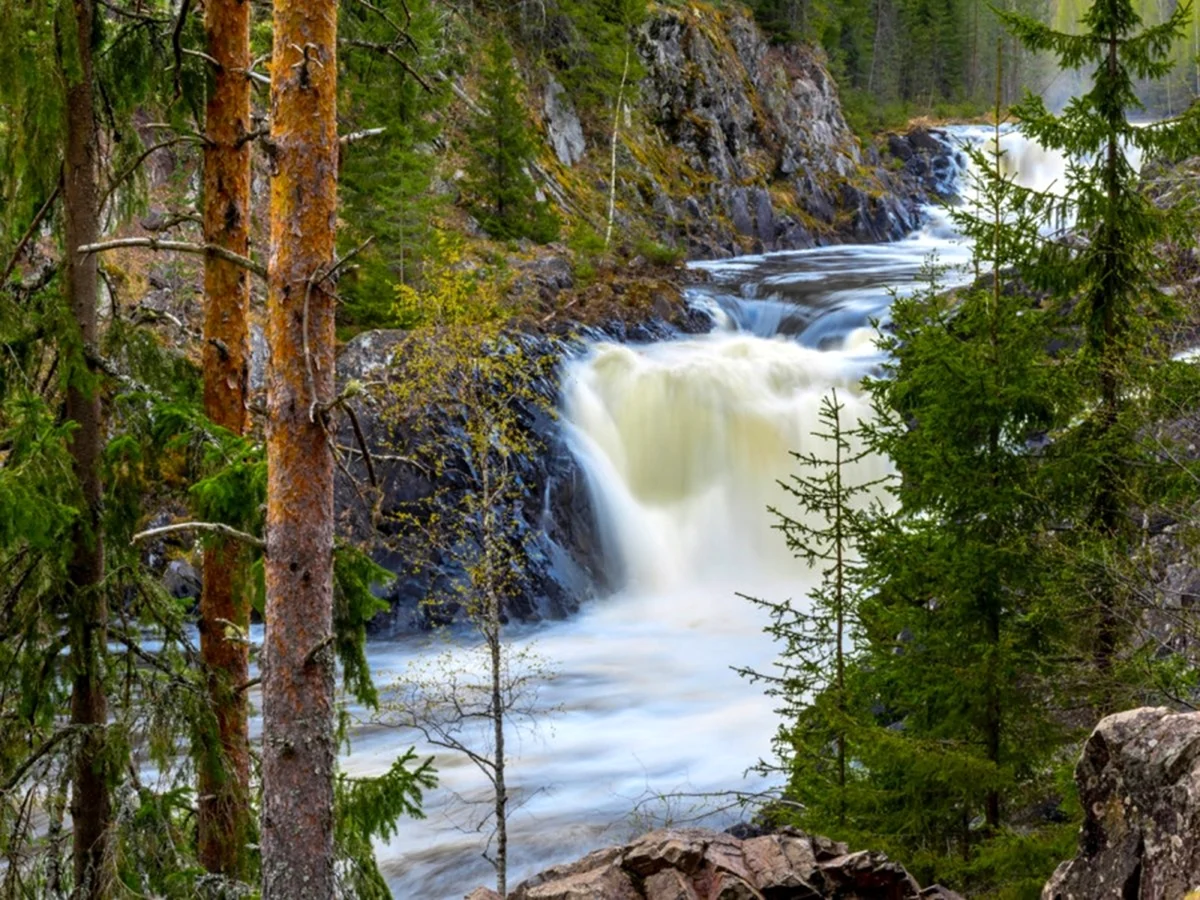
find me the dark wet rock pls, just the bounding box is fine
[164,559,202,601]
[881,127,964,205]
[334,307,702,635]
[1042,706,1200,899]
[729,189,755,237]
[483,827,948,900]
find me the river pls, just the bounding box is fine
[350,125,1073,899]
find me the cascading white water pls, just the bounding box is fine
[562,337,886,594]
[362,125,1082,899]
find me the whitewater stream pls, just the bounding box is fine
[349,126,1073,899]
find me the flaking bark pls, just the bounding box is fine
[260,2,340,897]
[198,0,254,877]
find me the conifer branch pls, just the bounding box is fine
[77,238,267,279]
[2,182,60,286]
[131,522,266,551]
[1,727,79,794]
[339,39,433,92]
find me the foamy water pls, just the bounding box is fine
[356,125,1080,899]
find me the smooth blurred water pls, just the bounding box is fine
[357,124,1077,899]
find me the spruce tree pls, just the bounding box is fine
[1000,0,1200,711]
[763,95,1082,894]
[339,0,449,328]
[464,34,559,243]
[738,389,882,831]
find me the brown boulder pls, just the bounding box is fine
[477,827,949,900]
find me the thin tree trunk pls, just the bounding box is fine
[481,459,508,896]
[1093,28,1123,711]
[61,2,110,896]
[604,47,631,251]
[490,610,507,897]
[984,69,1004,833]
[832,393,846,828]
[261,2,339,896]
[198,0,253,877]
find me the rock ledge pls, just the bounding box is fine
[467,827,963,900]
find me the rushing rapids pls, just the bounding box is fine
[353,125,1076,899]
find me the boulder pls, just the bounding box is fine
[163,559,202,601]
[1042,706,1200,899]
[481,827,952,900]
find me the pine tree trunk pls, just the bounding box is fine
[61,2,110,896]
[198,0,253,877]
[261,2,339,896]
[1093,29,1123,710]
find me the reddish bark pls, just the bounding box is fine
[61,1,110,896]
[260,2,339,896]
[198,0,253,877]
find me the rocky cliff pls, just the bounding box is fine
[536,3,931,259]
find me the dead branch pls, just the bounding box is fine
[101,137,192,210]
[340,127,387,145]
[77,238,267,279]
[339,38,434,92]
[171,0,194,100]
[131,522,266,551]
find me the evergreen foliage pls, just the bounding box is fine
[464,34,560,243]
[737,390,882,831]
[338,0,451,329]
[999,0,1200,710]
[547,0,648,115]
[756,4,1200,894]
[746,0,1048,126]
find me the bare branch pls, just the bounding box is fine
[235,127,270,149]
[1,728,78,794]
[131,522,266,551]
[77,238,266,279]
[101,137,192,210]
[340,38,434,92]
[182,47,221,69]
[171,0,194,100]
[339,127,387,146]
[345,404,379,488]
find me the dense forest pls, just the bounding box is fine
[1,0,1200,898]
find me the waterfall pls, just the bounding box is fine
[561,336,888,595]
[556,125,1091,599]
[366,124,1086,900]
